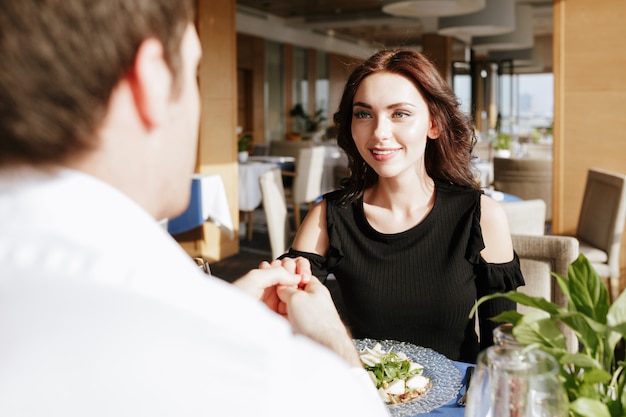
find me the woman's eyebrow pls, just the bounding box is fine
[353,101,371,109]
[353,101,416,109]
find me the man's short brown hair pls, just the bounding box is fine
[0,0,195,165]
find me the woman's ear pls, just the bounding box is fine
[427,120,440,140]
[128,38,172,128]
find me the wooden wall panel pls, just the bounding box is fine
[554,0,626,282]
[175,0,238,262]
[328,53,361,117]
[236,33,265,145]
[422,34,453,84]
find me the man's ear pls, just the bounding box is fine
[128,38,172,128]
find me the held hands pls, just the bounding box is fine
[276,275,362,367]
[231,264,308,314]
[233,256,360,366]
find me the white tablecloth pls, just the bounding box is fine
[247,155,295,164]
[238,162,279,212]
[167,174,234,238]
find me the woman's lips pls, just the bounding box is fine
[370,148,400,161]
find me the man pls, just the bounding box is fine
[0,1,389,415]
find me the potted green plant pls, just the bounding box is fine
[472,254,626,417]
[237,133,252,163]
[289,103,327,138]
[492,131,511,157]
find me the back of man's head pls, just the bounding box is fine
[0,0,195,167]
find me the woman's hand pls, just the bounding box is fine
[232,265,306,314]
[259,256,312,288]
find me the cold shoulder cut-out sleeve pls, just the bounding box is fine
[473,254,525,350]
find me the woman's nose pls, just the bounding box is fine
[373,116,392,140]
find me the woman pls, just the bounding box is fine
[280,49,524,362]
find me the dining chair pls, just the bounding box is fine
[493,157,553,221]
[281,146,326,229]
[501,199,546,235]
[573,168,626,303]
[524,142,553,160]
[258,168,291,259]
[512,234,580,353]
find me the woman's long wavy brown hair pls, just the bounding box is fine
[333,49,478,205]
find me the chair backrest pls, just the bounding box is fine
[576,168,626,274]
[473,140,492,161]
[292,146,326,204]
[524,142,553,160]
[502,199,546,235]
[493,157,553,221]
[258,168,290,259]
[512,234,579,352]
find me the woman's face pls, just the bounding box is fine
[351,71,439,180]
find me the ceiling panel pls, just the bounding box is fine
[236,0,552,49]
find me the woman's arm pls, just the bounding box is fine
[290,199,330,256]
[479,195,515,263]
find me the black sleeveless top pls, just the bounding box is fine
[282,179,524,362]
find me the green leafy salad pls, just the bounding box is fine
[359,343,431,404]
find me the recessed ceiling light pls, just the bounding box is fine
[382,0,485,17]
[472,4,534,51]
[438,0,515,37]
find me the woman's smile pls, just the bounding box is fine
[370,147,402,161]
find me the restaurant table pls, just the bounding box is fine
[247,155,295,166]
[167,174,234,238]
[238,161,282,212]
[248,154,296,188]
[238,160,284,240]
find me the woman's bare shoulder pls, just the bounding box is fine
[292,199,329,256]
[479,194,514,263]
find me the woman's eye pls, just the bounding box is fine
[353,110,371,119]
[392,111,410,118]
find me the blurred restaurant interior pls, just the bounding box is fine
[176,0,626,294]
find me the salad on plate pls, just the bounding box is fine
[359,342,431,404]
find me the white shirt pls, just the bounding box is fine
[0,167,389,417]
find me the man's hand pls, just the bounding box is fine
[232,264,308,315]
[276,277,361,367]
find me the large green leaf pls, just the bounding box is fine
[581,368,613,385]
[607,286,626,327]
[489,310,522,324]
[606,289,626,351]
[473,291,562,316]
[606,323,626,355]
[567,255,610,323]
[557,313,601,353]
[552,271,572,302]
[560,352,604,369]
[513,314,568,350]
[569,398,611,417]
